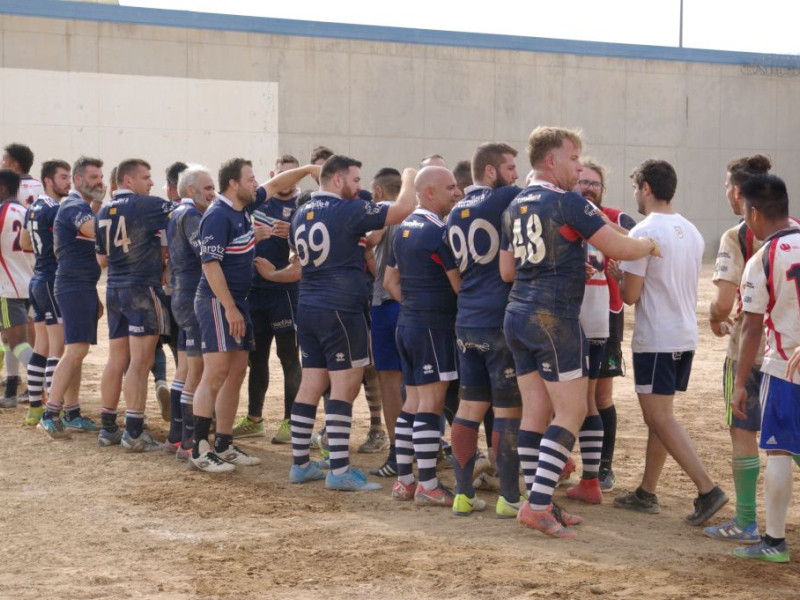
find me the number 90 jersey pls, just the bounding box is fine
[290,192,388,312]
[446,185,520,328]
[500,181,605,319]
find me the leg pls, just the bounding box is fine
[123,334,159,438]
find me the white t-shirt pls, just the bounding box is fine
[741,228,800,382]
[0,200,34,298]
[621,212,704,353]
[580,242,610,339]
[18,177,44,207]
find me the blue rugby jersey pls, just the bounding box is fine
[251,194,297,292]
[389,208,458,329]
[53,192,100,293]
[95,190,173,288]
[501,180,606,319]
[24,195,60,278]
[446,185,520,329]
[290,191,388,312]
[196,194,255,301]
[167,198,203,302]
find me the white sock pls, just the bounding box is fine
[765,454,793,539]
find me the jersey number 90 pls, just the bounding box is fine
[448,219,500,273]
[294,222,330,267]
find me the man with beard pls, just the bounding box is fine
[445,143,524,517]
[190,158,261,472]
[38,157,105,439]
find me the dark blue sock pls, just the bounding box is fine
[493,417,521,502]
[451,417,480,496]
[168,380,184,443]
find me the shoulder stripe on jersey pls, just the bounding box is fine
[763,237,788,361]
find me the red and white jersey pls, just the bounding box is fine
[580,242,610,339]
[741,228,800,382]
[17,176,44,207]
[0,200,33,298]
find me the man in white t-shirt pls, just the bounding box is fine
[615,159,728,526]
[733,174,800,563]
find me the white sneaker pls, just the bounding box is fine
[217,444,262,466]
[190,440,235,473]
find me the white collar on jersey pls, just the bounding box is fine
[528,179,567,193]
[413,207,443,221]
[463,185,491,194]
[180,197,195,206]
[311,190,342,200]
[113,188,134,197]
[216,193,233,207]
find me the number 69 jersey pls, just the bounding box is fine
[95,190,173,287]
[446,185,520,328]
[500,180,606,319]
[290,191,388,312]
[0,199,34,298]
[741,228,800,382]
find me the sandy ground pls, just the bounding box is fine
[2,263,800,600]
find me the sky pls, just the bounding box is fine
[120,0,800,56]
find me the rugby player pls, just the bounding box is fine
[95,159,174,451]
[386,166,462,506]
[616,159,728,526]
[732,174,800,562]
[499,127,660,538]
[445,143,524,517]
[3,143,44,206]
[287,155,416,491]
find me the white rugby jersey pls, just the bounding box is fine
[741,228,800,382]
[0,200,34,298]
[580,242,610,340]
[18,177,44,207]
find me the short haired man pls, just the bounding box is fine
[616,159,728,526]
[445,142,525,517]
[95,159,175,451]
[309,146,334,166]
[20,159,73,428]
[385,166,462,506]
[3,143,44,206]
[37,157,105,438]
[0,170,35,410]
[452,160,473,195]
[287,155,416,490]
[499,127,659,537]
[732,174,800,562]
[704,155,773,543]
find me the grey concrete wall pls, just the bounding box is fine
[1,12,798,254]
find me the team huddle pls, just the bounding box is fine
[0,126,798,563]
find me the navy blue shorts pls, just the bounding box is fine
[759,374,800,454]
[195,295,255,353]
[587,339,607,381]
[297,305,370,371]
[55,289,98,345]
[176,324,202,357]
[503,311,587,382]
[248,288,298,335]
[633,351,694,395]
[395,324,458,386]
[723,357,762,431]
[371,300,401,371]
[29,277,61,325]
[456,326,520,407]
[106,285,170,339]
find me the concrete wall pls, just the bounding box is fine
[1,8,799,254]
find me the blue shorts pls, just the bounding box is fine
[176,324,202,357]
[759,374,800,454]
[455,326,520,407]
[587,339,607,381]
[29,277,61,325]
[248,288,298,334]
[503,311,587,382]
[395,324,458,387]
[724,357,762,431]
[195,295,255,353]
[633,351,694,395]
[371,300,401,371]
[297,305,370,371]
[55,289,98,345]
[106,285,170,339]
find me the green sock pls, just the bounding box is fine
[733,456,760,528]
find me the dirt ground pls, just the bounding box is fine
[2,263,799,600]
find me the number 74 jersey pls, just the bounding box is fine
[500,181,606,319]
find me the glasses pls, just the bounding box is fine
[577,180,603,190]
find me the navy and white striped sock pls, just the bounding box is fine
[395,410,415,485]
[413,412,441,491]
[518,429,543,496]
[290,401,317,467]
[326,399,353,475]
[578,414,604,479]
[529,425,575,510]
[26,352,47,408]
[45,357,59,395]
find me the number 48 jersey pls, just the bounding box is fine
[501,180,606,319]
[446,185,520,328]
[0,199,34,298]
[95,190,173,288]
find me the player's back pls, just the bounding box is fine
[0,199,33,298]
[167,201,202,298]
[447,185,519,328]
[96,191,172,288]
[24,195,60,278]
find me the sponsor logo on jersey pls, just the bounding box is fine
[402,230,410,238]
[520,206,528,214]
[283,207,293,218]
[110,208,117,215]
[365,203,382,215]
[460,208,470,219]
[717,252,731,259]
[272,319,293,329]
[780,243,791,252]
[306,212,314,220]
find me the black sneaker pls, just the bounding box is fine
[369,456,398,478]
[599,468,616,492]
[686,485,728,526]
[613,488,661,514]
